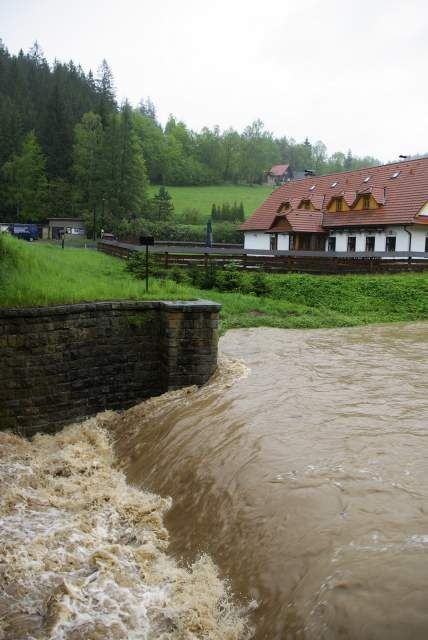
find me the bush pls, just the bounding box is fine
[199,262,218,289]
[215,265,243,292]
[125,251,162,279]
[179,208,205,225]
[117,217,244,246]
[167,266,189,284]
[250,271,271,297]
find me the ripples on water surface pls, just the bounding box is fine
[113,323,428,640]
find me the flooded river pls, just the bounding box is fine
[113,323,428,640]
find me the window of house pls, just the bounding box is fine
[363,195,371,209]
[347,236,356,252]
[385,236,396,252]
[336,198,343,212]
[301,200,310,210]
[366,236,375,252]
[425,236,428,252]
[270,234,277,251]
[328,237,336,251]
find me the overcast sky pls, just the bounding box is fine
[1,0,427,162]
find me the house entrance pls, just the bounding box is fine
[290,233,326,251]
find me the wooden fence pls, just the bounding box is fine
[98,241,428,275]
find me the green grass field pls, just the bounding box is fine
[147,184,273,219]
[1,236,427,332]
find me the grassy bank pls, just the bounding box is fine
[147,184,273,219]
[1,236,427,332]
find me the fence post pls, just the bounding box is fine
[204,253,209,268]
[165,252,169,269]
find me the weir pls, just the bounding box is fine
[0,299,220,436]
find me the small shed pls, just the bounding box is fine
[48,218,85,240]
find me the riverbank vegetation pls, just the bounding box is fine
[1,236,427,332]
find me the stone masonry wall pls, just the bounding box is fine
[0,300,220,436]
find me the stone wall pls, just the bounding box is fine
[0,300,220,436]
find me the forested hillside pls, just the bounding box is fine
[0,40,381,235]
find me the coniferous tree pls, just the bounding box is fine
[344,149,353,170]
[2,130,48,220]
[41,79,73,178]
[96,59,116,127]
[151,186,174,222]
[238,201,245,221]
[72,111,104,212]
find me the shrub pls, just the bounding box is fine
[125,251,162,279]
[186,264,200,287]
[250,271,271,297]
[179,208,205,225]
[215,265,243,292]
[199,262,218,289]
[167,266,189,284]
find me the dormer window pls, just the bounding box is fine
[336,198,343,212]
[302,200,310,210]
[278,201,290,213]
[363,194,371,209]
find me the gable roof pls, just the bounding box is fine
[268,164,290,176]
[242,158,428,231]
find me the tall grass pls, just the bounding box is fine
[0,235,192,307]
[1,235,427,333]
[147,184,273,219]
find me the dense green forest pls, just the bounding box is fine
[0,40,381,236]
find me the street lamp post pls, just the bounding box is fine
[101,198,106,230]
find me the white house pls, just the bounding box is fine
[242,158,428,253]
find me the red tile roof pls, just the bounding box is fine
[269,216,292,232]
[241,158,428,231]
[269,164,290,177]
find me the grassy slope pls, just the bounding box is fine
[1,236,427,333]
[147,184,273,218]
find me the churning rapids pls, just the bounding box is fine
[1,323,428,639]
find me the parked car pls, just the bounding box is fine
[11,224,39,241]
[101,232,117,241]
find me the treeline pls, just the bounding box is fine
[211,202,245,222]
[0,40,381,234]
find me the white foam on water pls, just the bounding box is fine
[0,417,252,640]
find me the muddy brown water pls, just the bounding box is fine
[114,323,428,640]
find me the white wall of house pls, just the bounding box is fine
[277,234,290,250]
[411,226,428,252]
[325,226,425,252]
[244,232,271,251]
[246,226,427,253]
